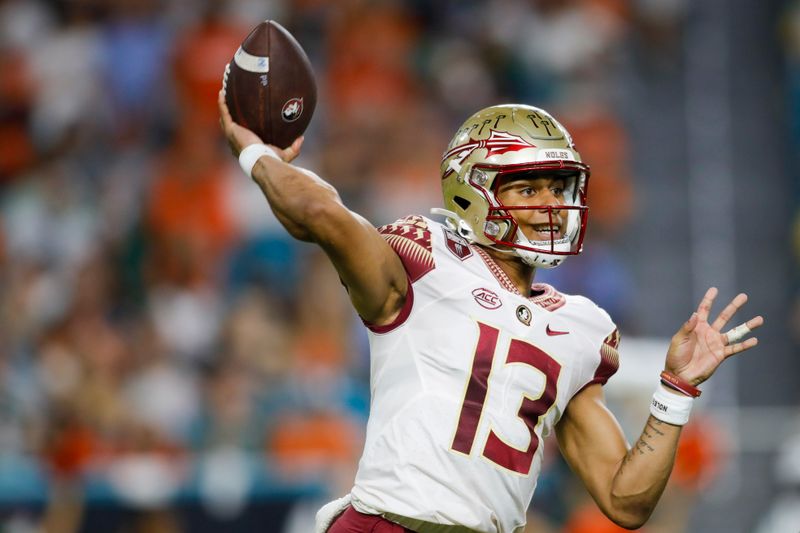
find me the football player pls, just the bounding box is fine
[218,91,763,532]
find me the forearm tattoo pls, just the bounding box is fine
[629,418,666,458]
[646,420,665,437]
[614,417,676,492]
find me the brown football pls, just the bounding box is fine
[222,20,316,149]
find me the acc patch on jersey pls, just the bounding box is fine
[472,288,502,309]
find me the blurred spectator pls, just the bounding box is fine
[144,124,238,289]
[99,0,174,138]
[172,1,247,129]
[0,48,36,184]
[123,322,200,444]
[323,0,421,126]
[27,0,108,154]
[484,0,626,104]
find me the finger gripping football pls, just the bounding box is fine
[222,20,316,149]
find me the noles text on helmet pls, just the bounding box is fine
[436,105,589,269]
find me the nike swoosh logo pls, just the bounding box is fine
[546,325,569,336]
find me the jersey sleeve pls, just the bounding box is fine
[363,216,435,334]
[376,215,435,283]
[568,295,621,390]
[587,328,621,387]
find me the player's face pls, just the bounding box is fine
[495,174,567,241]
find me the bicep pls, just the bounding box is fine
[314,206,408,325]
[556,384,629,510]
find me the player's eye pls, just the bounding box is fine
[551,187,564,197]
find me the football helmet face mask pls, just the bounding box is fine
[437,105,590,269]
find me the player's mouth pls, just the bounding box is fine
[530,223,563,241]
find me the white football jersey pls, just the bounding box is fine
[349,216,620,533]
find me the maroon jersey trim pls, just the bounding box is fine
[363,216,432,335]
[364,279,414,334]
[378,215,435,283]
[529,283,566,312]
[473,246,566,310]
[329,506,415,532]
[580,329,621,391]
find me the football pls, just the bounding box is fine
[222,20,316,149]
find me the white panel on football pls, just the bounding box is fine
[233,47,270,73]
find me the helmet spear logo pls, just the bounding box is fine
[442,130,537,179]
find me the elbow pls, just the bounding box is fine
[298,191,345,237]
[605,498,655,530]
[302,194,337,222]
[279,217,313,241]
[274,181,342,241]
[609,514,650,531]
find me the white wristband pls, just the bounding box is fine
[238,144,280,179]
[650,385,694,426]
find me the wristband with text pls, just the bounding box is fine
[650,384,694,426]
[659,370,702,398]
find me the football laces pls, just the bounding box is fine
[222,63,230,96]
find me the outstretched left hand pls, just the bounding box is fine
[665,287,764,386]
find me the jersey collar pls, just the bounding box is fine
[473,246,566,311]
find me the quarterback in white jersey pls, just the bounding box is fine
[218,93,764,532]
[352,215,620,532]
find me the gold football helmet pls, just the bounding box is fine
[435,104,590,269]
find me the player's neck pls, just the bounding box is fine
[481,246,536,295]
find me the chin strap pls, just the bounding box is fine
[486,244,516,256]
[429,208,478,242]
[429,207,458,226]
[431,208,522,257]
[429,208,565,269]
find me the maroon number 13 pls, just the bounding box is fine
[451,322,562,474]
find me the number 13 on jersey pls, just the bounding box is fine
[450,322,562,475]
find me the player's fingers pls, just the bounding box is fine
[219,90,240,132]
[748,315,765,330]
[682,312,698,334]
[671,312,698,348]
[217,92,237,152]
[723,315,764,344]
[218,90,232,126]
[723,336,758,358]
[696,287,718,321]
[292,136,304,152]
[710,292,748,331]
[275,136,304,163]
[288,136,304,161]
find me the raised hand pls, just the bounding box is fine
[665,287,764,386]
[218,89,304,163]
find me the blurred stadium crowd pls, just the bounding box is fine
[0,0,796,532]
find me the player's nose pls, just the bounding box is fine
[536,189,563,212]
